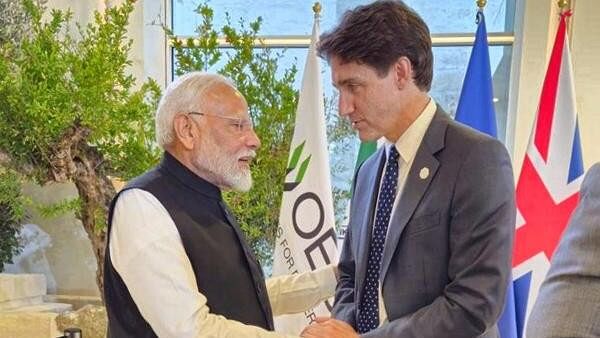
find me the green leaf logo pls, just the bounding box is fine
[284,141,312,191]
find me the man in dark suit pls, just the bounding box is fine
[301,1,516,337]
[526,163,600,338]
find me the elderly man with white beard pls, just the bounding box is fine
[103,72,337,338]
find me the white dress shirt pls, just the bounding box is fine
[109,188,337,338]
[374,97,437,325]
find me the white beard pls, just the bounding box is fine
[193,133,254,192]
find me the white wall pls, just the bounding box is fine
[46,0,168,88]
[571,0,600,169]
[11,182,100,297]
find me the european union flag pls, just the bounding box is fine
[455,10,518,338]
[455,11,497,137]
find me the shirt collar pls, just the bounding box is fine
[386,97,437,164]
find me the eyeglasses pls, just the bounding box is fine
[188,111,254,134]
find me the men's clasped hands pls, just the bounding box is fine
[301,317,359,338]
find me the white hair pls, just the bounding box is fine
[155,72,235,149]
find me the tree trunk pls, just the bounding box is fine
[49,122,116,300]
[71,145,115,300]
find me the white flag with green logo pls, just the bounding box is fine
[272,15,337,334]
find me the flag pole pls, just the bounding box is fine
[557,0,573,50]
[557,0,570,11]
[313,2,321,19]
[272,1,338,333]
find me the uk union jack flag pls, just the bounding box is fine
[510,10,584,337]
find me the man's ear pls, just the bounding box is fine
[172,114,196,150]
[393,56,412,90]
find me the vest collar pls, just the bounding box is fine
[160,151,223,200]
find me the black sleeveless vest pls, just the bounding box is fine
[104,152,274,337]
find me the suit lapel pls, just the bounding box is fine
[355,149,386,300]
[379,108,449,282]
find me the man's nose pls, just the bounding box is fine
[338,92,355,118]
[245,128,261,150]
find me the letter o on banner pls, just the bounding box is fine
[292,192,324,239]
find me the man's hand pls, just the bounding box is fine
[301,317,359,338]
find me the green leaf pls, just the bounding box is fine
[296,155,312,184]
[288,141,306,172]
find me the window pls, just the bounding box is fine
[170,0,516,226]
[173,0,515,35]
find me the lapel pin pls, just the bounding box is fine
[419,167,429,180]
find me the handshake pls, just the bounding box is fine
[266,264,360,338]
[299,317,358,338]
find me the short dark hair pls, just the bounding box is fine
[317,0,433,91]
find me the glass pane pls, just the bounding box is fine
[431,45,513,142]
[171,43,512,224]
[172,0,338,36]
[342,0,515,34]
[172,0,515,36]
